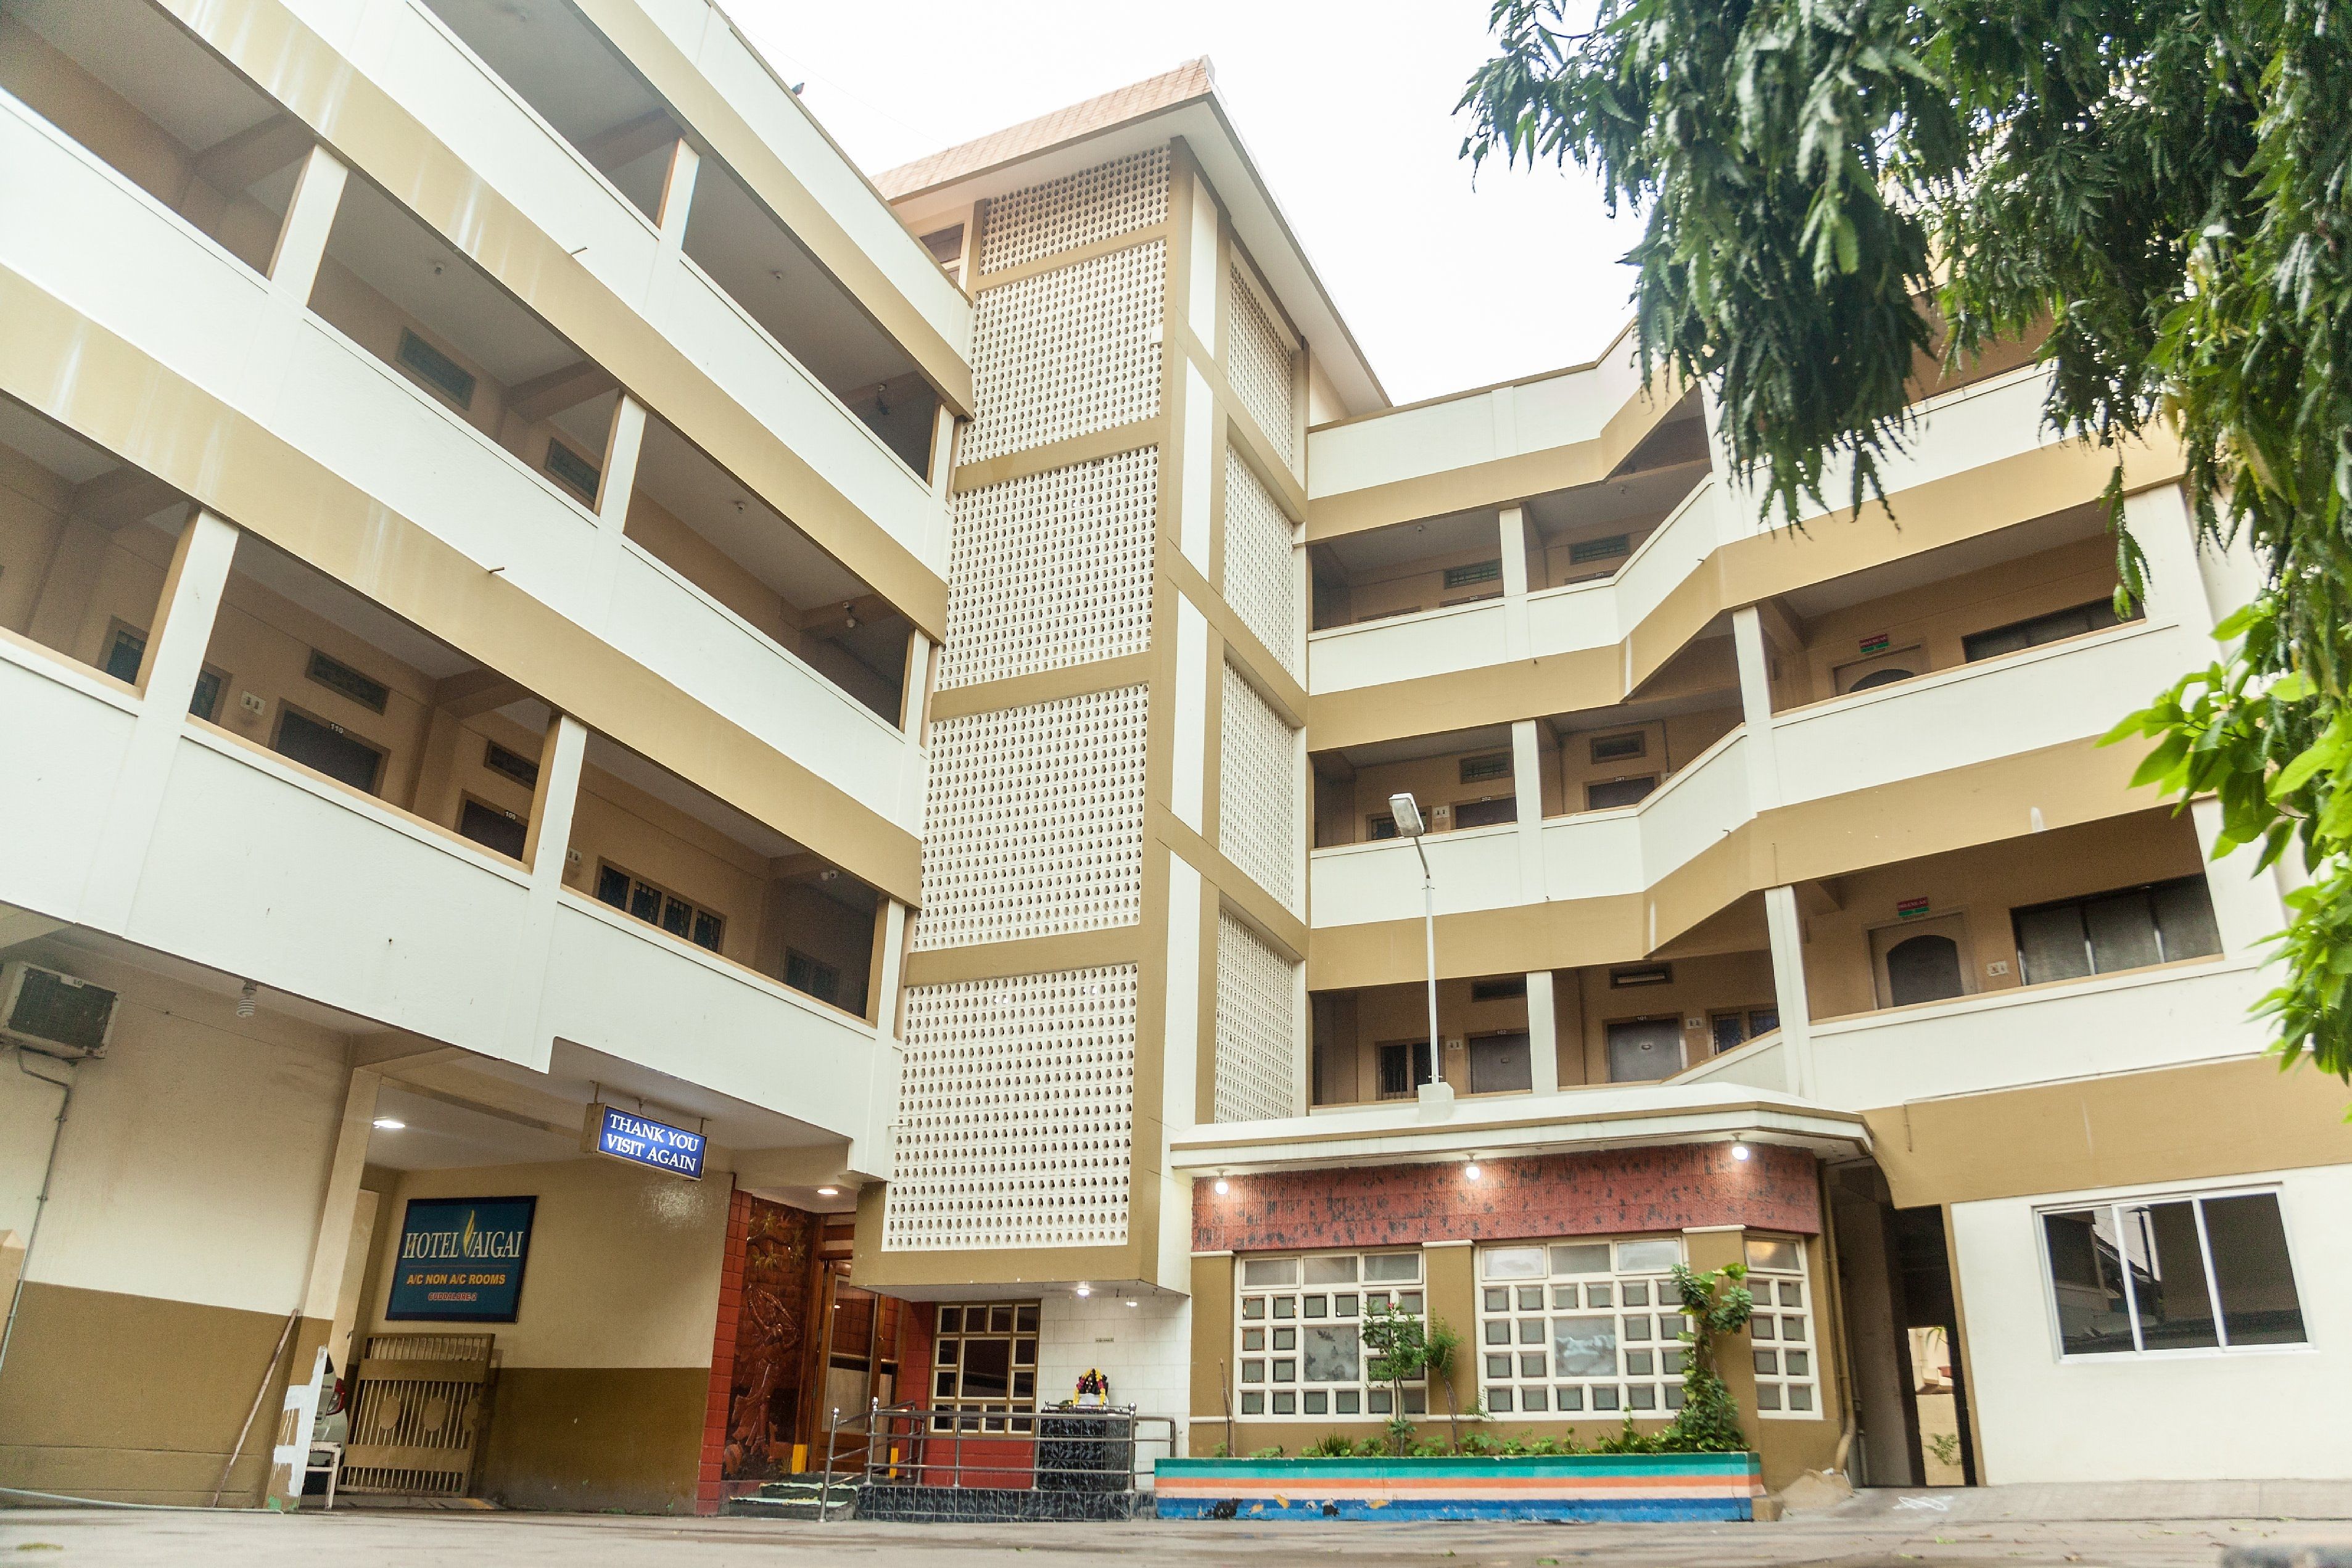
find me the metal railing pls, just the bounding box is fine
[816,1400,1177,1518]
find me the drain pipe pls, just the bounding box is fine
[0,1047,76,1385]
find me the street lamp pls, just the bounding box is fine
[1389,791,1443,1097]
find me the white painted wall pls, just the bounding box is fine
[0,946,349,1317]
[1034,1290,1195,1472]
[1954,1162,2352,1482]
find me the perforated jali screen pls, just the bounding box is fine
[961,242,1165,465]
[939,447,1157,690]
[885,965,1138,1251]
[1214,910,1302,1124]
[1221,448,1300,679]
[915,684,1148,951]
[1218,662,1302,912]
[1228,265,1298,469]
[976,147,1170,276]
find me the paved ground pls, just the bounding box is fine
[4,1491,2349,1567]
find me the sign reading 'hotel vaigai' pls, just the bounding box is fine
[386,1196,537,1322]
[585,1102,706,1181]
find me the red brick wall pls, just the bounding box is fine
[1192,1143,1818,1253]
[696,1186,754,1514]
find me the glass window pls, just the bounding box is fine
[1236,1250,1424,1419]
[1475,1236,1707,1417]
[1739,1237,1821,1418]
[2042,1190,2305,1357]
[930,1300,1042,1431]
[2013,877,2223,984]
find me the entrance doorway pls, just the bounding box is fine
[1890,1205,1978,1486]
[1871,915,1974,1008]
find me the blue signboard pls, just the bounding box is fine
[385,1196,536,1322]
[591,1104,706,1181]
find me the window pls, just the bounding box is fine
[305,649,390,715]
[2012,877,2222,985]
[1459,752,1512,784]
[1834,646,1923,695]
[396,329,476,409]
[1443,559,1502,591]
[483,740,540,790]
[931,1302,1040,1430]
[1469,976,1527,1002]
[1743,1236,1822,1416]
[1964,598,2130,663]
[543,439,601,502]
[2042,1191,2305,1357]
[457,798,527,859]
[273,708,385,793]
[1708,1007,1780,1054]
[1236,1252,1425,1419]
[784,949,840,1007]
[1453,796,1516,830]
[1366,813,1399,840]
[1567,534,1632,567]
[1377,1040,1431,1099]
[102,624,223,720]
[1587,775,1658,811]
[593,862,724,952]
[1467,1031,1532,1094]
[1589,731,1646,763]
[922,225,966,287]
[1608,964,1672,989]
[1606,1017,1684,1082]
[1476,1238,1689,1416]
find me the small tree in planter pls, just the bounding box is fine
[1362,1306,1464,1456]
[1664,1261,1755,1451]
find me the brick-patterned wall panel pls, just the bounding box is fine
[1191,1143,1820,1253]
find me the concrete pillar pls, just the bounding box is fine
[1525,969,1560,1096]
[503,712,589,1068]
[1511,718,1544,901]
[2189,796,2287,960]
[265,144,349,300]
[1764,885,1815,1097]
[78,510,239,930]
[1731,605,1782,814]
[654,139,701,268]
[1500,505,1532,661]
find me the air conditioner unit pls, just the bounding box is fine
[0,961,118,1060]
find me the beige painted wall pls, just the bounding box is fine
[1772,534,2122,709]
[1566,949,1779,1085]
[1800,807,2206,1018]
[359,1157,728,1369]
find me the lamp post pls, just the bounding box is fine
[1388,791,1442,1094]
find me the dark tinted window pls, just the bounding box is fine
[273,709,384,793]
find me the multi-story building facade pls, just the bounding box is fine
[0,5,2344,1518]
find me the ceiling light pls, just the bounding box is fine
[1075,1284,1091,1298]
[1124,1299,1139,1308]
[235,980,257,1018]
[371,1117,405,1131]
[816,1186,841,1197]
[1731,1143,1752,1162]
[1213,1178,1229,1195]
[1464,1163,1482,1181]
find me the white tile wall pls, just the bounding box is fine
[1035,1290,1195,1475]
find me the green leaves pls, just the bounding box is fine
[1464,0,2352,1088]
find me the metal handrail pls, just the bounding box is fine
[816,1401,1177,1519]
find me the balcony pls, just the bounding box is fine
[0,93,923,829]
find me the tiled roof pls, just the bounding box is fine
[874,59,1215,200]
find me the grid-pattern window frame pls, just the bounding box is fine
[1475,1237,1692,1417]
[930,1301,1042,1432]
[1236,1251,1426,1420]
[1743,1236,1823,1417]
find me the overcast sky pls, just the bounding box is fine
[725,0,1641,406]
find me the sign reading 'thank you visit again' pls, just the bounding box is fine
[585,1102,706,1181]
[385,1196,537,1322]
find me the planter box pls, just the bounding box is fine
[1153,1452,1761,1522]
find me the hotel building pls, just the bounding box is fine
[0,0,2344,1514]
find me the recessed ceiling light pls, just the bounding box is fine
[816,1186,841,1197]
[1124,1299,1139,1308]
[371,1118,405,1131]
[1075,1284,1091,1298]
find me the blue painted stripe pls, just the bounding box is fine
[1155,1496,1752,1522]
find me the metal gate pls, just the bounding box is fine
[339,1332,495,1497]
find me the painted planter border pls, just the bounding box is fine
[1153,1452,1761,1522]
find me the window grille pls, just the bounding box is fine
[1214,912,1301,1123]
[1223,448,1300,680]
[396,329,475,408]
[961,242,1164,464]
[1228,265,1298,469]
[976,149,1168,276]
[1219,664,1301,912]
[1236,1251,1425,1419]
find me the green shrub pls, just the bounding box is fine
[1303,1434,1358,1458]
[1248,1445,1285,1460]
